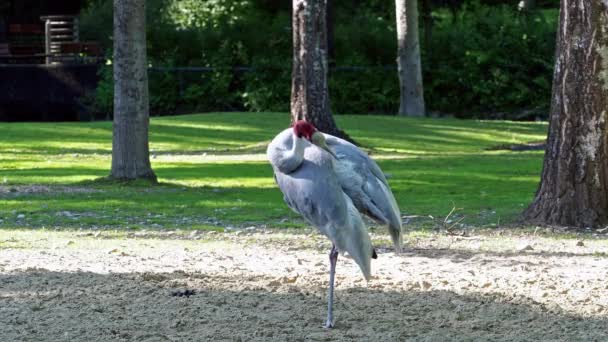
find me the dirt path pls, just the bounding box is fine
[1,229,607,341]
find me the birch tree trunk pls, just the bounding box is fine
[291,0,346,139]
[396,0,425,117]
[111,0,156,181]
[523,0,608,228]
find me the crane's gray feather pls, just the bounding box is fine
[267,128,373,279]
[324,134,403,252]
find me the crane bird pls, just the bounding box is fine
[267,120,402,328]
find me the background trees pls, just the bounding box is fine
[80,0,558,119]
[395,0,425,117]
[110,0,156,180]
[523,0,608,227]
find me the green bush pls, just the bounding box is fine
[79,0,557,119]
[424,3,556,118]
[329,67,399,115]
[79,63,113,120]
[242,65,291,113]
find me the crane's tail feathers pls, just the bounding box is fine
[371,179,403,253]
[333,197,373,280]
[389,222,403,254]
[359,197,402,253]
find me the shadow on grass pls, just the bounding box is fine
[0,151,544,227]
[0,270,604,341]
[0,113,285,156]
[337,115,547,153]
[0,166,107,182]
[1,113,547,157]
[0,182,291,228]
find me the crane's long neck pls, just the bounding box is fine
[278,132,306,174]
[292,132,306,158]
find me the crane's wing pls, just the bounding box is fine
[269,142,374,279]
[324,134,403,252]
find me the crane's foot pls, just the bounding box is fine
[323,319,334,329]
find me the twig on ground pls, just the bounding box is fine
[443,203,465,233]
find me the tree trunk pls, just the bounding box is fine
[523,0,608,228]
[291,0,348,140]
[396,0,425,117]
[110,0,156,181]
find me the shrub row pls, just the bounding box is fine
[81,0,557,120]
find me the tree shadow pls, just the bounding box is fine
[397,246,608,265]
[338,115,547,153]
[0,269,604,341]
[0,179,292,228]
[0,150,542,228]
[1,113,547,157]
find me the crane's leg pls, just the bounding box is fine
[324,244,338,328]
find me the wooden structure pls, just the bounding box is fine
[0,19,101,64]
[0,14,101,64]
[41,15,78,64]
[0,1,102,121]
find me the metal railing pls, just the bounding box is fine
[41,15,79,64]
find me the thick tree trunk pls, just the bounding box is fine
[396,0,425,117]
[523,0,608,228]
[111,0,156,181]
[291,0,348,140]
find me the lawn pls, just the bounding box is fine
[0,112,548,230]
[6,113,608,341]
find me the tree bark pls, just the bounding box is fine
[291,0,348,140]
[523,0,608,228]
[396,0,425,117]
[110,0,156,181]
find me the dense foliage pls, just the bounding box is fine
[80,0,557,119]
[425,4,557,118]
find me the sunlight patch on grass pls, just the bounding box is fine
[160,178,276,188]
[153,120,264,133]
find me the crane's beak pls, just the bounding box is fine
[311,132,338,159]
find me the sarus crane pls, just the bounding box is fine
[267,120,402,328]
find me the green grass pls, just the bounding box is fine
[0,112,548,230]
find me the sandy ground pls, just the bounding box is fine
[1,229,607,341]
